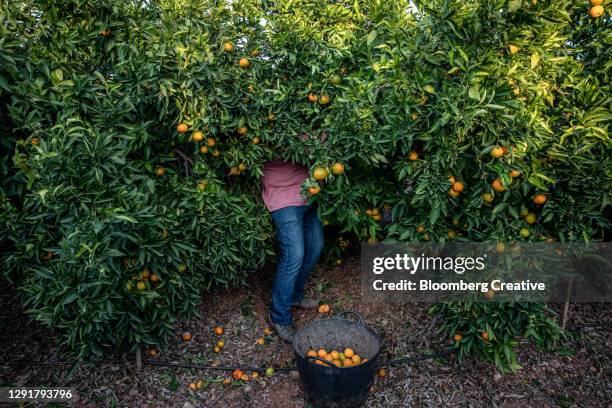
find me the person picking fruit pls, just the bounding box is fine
[261,148,324,343]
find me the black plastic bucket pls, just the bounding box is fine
[292,311,381,408]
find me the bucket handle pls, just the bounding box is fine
[336,310,364,325]
[307,356,338,368]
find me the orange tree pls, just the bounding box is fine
[0,0,609,370]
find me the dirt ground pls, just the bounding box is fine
[1,257,611,408]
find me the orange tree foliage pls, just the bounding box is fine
[0,0,609,370]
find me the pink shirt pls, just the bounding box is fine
[261,159,309,212]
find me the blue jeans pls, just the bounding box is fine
[269,205,324,325]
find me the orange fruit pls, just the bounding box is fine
[491,179,506,193]
[372,213,382,221]
[267,112,275,121]
[330,350,340,360]
[331,162,344,175]
[238,58,250,68]
[232,369,243,380]
[101,28,111,36]
[213,346,221,353]
[520,228,530,238]
[188,382,197,391]
[263,327,272,335]
[416,225,426,233]
[223,42,234,52]
[451,181,464,192]
[257,338,265,345]
[200,145,208,154]
[150,273,159,282]
[206,137,216,147]
[509,170,521,178]
[508,44,520,54]
[223,378,231,385]
[481,331,490,342]
[155,166,165,176]
[308,185,320,195]
[344,348,354,358]
[371,208,380,216]
[191,131,204,142]
[141,267,150,279]
[589,5,604,17]
[252,137,260,145]
[313,166,329,180]
[307,350,317,358]
[237,126,248,135]
[332,360,342,367]
[351,355,362,364]
[238,163,247,171]
[181,331,192,342]
[490,146,505,158]
[449,175,456,184]
[411,112,418,120]
[214,326,224,335]
[377,368,386,377]
[483,193,494,203]
[318,304,330,314]
[211,149,220,157]
[448,188,460,197]
[176,123,188,133]
[31,137,40,145]
[251,372,259,379]
[525,213,537,224]
[319,94,330,105]
[148,348,157,357]
[495,242,505,253]
[453,333,463,342]
[342,359,353,367]
[196,380,203,390]
[307,93,318,102]
[317,349,327,358]
[229,167,240,176]
[591,0,603,5]
[533,194,547,205]
[197,181,208,191]
[217,340,225,348]
[408,151,419,161]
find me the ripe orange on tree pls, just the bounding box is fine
[182,331,192,341]
[188,382,197,391]
[267,112,275,121]
[313,166,329,180]
[533,194,547,205]
[252,137,260,145]
[331,162,344,175]
[206,137,216,147]
[31,137,40,145]
[318,304,330,314]
[238,57,250,68]
[408,151,419,161]
[200,146,208,154]
[591,0,603,5]
[319,94,330,105]
[453,333,463,342]
[250,49,260,57]
[136,280,146,291]
[223,41,234,52]
[237,126,248,135]
[155,166,165,176]
[481,332,490,342]
[217,340,225,348]
[508,44,520,54]
[452,181,465,192]
[509,170,521,178]
[448,188,460,197]
[525,213,537,224]
[214,326,224,335]
[148,347,157,357]
[589,5,604,17]
[307,92,318,102]
[308,185,320,195]
[317,348,327,358]
[490,146,505,158]
[257,337,265,345]
[191,131,204,142]
[176,123,188,133]
[150,273,159,282]
[491,179,506,192]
